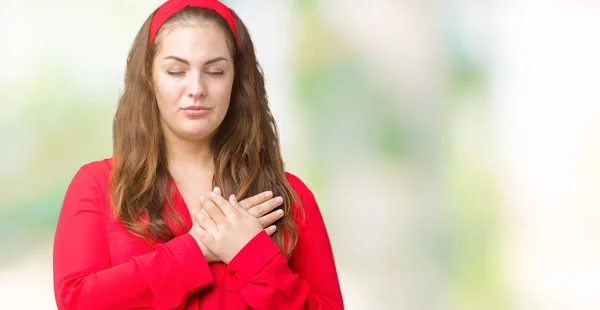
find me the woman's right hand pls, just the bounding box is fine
[189,189,285,263]
[188,213,220,263]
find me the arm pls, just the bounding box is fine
[223,178,344,309]
[53,164,214,310]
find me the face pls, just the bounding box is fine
[152,23,235,143]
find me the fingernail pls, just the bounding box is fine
[199,196,205,201]
[265,191,273,198]
[269,226,277,233]
[191,209,197,214]
[276,209,284,216]
[210,192,216,197]
[276,197,283,203]
[213,187,220,193]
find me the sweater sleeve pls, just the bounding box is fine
[52,164,214,310]
[223,174,344,309]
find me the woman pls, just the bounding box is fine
[52,0,344,309]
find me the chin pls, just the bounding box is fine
[178,125,216,141]
[180,131,212,142]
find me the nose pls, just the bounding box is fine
[187,71,207,99]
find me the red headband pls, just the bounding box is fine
[148,0,237,48]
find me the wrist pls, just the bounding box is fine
[189,233,220,263]
[205,252,219,264]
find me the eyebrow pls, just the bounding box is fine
[163,55,229,65]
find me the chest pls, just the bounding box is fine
[103,181,207,263]
[172,171,214,213]
[103,219,250,309]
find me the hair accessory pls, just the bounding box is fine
[148,0,237,48]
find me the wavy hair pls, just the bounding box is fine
[109,7,301,256]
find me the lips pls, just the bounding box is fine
[180,105,211,117]
[181,105,210,111]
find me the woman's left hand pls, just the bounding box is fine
[191,188,263,264]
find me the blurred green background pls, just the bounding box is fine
[1,0,600,309]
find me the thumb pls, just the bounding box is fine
[229,194,243,210]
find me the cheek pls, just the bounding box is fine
[210,78,234,107]
[154,76,182,108]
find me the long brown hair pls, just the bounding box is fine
[109,7,301,256]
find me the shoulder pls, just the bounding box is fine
[60,158,114,216]
[79,157,113,173]
[285,172,312,198]
[285,172,320,218]
[74,157,113,179]
[68,157,113,192]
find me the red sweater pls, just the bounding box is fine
[53,158,344,310]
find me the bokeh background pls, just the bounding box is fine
[1,0,600,309]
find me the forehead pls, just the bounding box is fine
[155,23,232,61]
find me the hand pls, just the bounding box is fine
[188,215,220,263]
[215,187,285,231]
[191,189,263,264]
[189,188,283,264]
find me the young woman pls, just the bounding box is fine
[52,0,344,309]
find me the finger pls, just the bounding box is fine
[199,195,225,223]
[239,191,273,210]
[201,208,210,217]
[196,207,211,218]
[265,225,277,236]
[209,191,237,216]
[228,194,244,211]
[248,196,284,217]
[189,205,210,217]
[258,209,284,228]
[192,219,214,244]
[213,186,222,195]
[191,209,219,234]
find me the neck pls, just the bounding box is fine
[165,134,214,175]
